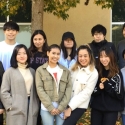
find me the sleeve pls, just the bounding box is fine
[35,68,54,112]
[68,71,98,111]
[0,70,12,110]
[91,78,103,97]
[104,72,124,100]
[111,43,117,60]
[58,71,72,112]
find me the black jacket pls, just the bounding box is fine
[0,61,4,109]
[89,40,117,66]
[90,69,124,111]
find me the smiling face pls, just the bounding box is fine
[47,48,60,66]
[16,48,28,64]
[4,29,18,41]
[78,49,90,67]
[33,34,45,51]
[100,51,110,69]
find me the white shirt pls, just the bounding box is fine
[0,41,18,70]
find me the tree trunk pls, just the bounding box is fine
[31,0,44,33]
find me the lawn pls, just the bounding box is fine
[77,108,122,125]
[3,108,122,125]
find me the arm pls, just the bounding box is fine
[104,72,124,100]
[58,71,72,112]
[0,70,12,110]
[68,71,98,111]
[35,68,54,112]
[111,43,117,60]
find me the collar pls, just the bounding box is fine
[78,65,91,74]
[42,62,67,71]
[92,39,108,47]
[18,62,28,69]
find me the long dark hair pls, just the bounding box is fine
[98,47,119,78]
[11,44,30,68]
[29,30,48,57]
[60,37,76,60]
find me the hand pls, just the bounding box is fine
[99,83,104,89]
[55,109,60,115]
[50,108,57,115]
[101,77,109,83]
[64,107,72,119]
[0,109,4,114]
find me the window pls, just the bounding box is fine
[0,0,31,47]
[112,0,125,47]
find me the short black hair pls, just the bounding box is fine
[11,44,30,68]
[91,24,107,36]
[122,49,125,58]
[122,23,125,32]
[3,21,19,31]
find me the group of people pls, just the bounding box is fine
[0,21,125,125]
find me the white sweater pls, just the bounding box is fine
[69,65,98,110]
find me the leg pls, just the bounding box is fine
[63,108,86,125]
[91,108,103,125]
[103,111,118,125]
[37,108,42,125]
[0,114,3,125]
[40,109,54,125]
[55,115,64,125]
[122,114,125,125]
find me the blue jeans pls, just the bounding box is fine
[122,114,125,125]
[40,109,64,125]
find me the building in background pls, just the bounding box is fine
[1,0,121,47]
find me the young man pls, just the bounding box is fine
[117,23,125,69]
[89,24,117,66]
[0,21,19,125]
[0,21,19,70]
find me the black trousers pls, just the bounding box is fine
[0,114,3,125]
[63,108,86,125]
[91,108,118,125]
[37,108,42,125]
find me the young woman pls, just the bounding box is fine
[29,30,48,125]
[35,44,72,125]
[63,45,98,125]
[59,31,77,69]
[29,30,48,70]
[91,47,124,125]
[0,44,39,125]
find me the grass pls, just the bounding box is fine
[76,108,122,125]
[3,108,122,125]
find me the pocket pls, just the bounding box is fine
[10,95,25,115]
[81,83,87,90]
[42,76,53,90]
[59,78,68,92]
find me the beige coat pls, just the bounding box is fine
[36,62,72,112]
[0,67,39,125]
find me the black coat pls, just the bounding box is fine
[89,40,117,67]
[0,61,4,109]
